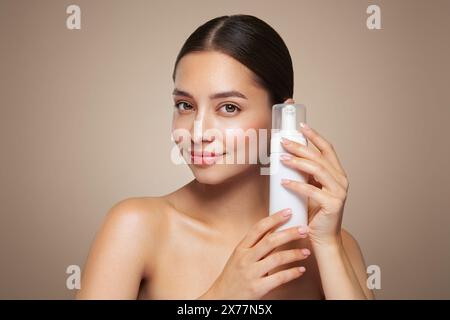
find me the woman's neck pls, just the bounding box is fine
[182,166,270,234]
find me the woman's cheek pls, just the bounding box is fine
[222,121,268,164]
[171,121,192,156]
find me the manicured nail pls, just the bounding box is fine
[302,248,311,256]
[280,154,292,161]
[298,266,306,273]
[299,122,310,130]
[281,137,291,145]
[282,208,292,216]
[281,179,291,185]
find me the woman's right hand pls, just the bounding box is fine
[198,208,310,300]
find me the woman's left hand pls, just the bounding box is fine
[278,113,349,248]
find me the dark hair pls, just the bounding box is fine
[172,14,294,106]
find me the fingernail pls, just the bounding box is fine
[298,266,306,273]
[298,226,307,235]
[280,154,292,161]
[281,137,291,145]
[302,249,311,256]
[282,208,292,216]
[300,122,310,130]
[281,179,291,185]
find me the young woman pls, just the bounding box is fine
[77,14,375,300]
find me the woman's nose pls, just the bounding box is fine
[190,114,216,145]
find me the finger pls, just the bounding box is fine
[254,226,308,261]
[283,98,295,104]
[299,123,347,177]
[251,226,308,261]
[281,179,343,210]
[238,208,292,248]
[280,155,346,198]
[258,265,306,295]
[280,138,347,190]
[255,248,310,277]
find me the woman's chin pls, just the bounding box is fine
[192,170,229,185]
[191,165,253,185]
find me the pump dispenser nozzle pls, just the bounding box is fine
[281,104,297,131]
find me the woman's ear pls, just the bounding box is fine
[284,98,295,104]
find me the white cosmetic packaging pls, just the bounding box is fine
[269,103,308,231]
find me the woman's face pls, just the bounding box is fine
[171,51,273,185]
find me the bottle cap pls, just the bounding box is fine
[270,104,307,153]
[272,103,306,132]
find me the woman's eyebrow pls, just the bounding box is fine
[172,88,248,100]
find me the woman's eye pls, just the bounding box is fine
[174,101,193,113]
[219,103,240,115]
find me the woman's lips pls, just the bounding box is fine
[190,150,222,157]
[189,151,225,165]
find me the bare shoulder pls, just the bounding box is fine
[341,228,359,250]
[105,196,167,229]
[340,228,367,266]
[340,228,376,299]
[96,196,167,249]
[76,196,168,299]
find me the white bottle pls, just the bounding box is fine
[269,103,308,231]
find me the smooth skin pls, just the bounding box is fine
[76,125,375,300]
[76,51,375,300]
[198,209,311,299]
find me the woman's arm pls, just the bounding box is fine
[313,229,375,300]
[76,198,152,299]
[276,110,375,300]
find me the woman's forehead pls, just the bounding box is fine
[176,52,253,83]
[174,51,265,98]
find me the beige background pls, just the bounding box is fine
[1,0,449,299]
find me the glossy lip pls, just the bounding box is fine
[188,150,226,166]
[190,150,224,157]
